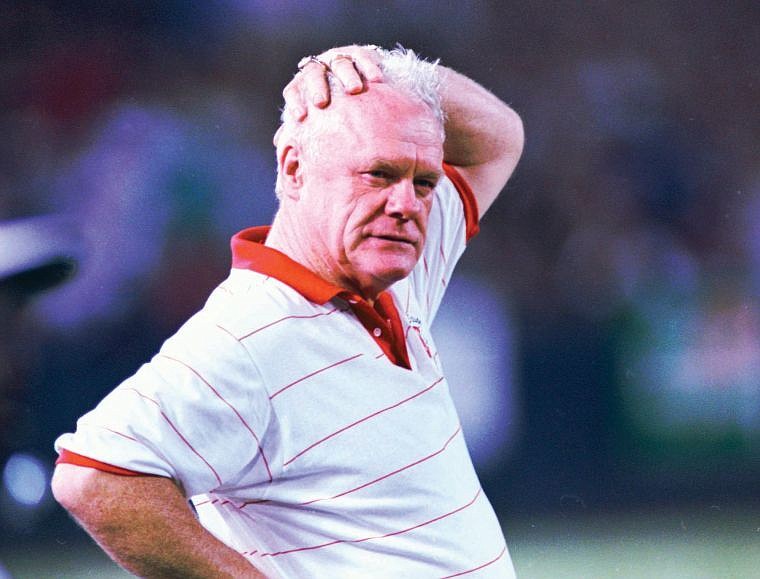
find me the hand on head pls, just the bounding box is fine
[281,45,385,126]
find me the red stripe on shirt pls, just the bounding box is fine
[259,487,483,558]
[269,353,364,400]
[283,376,444,467]
[123,387,222,486]
[413,327,433,359]
[236,428,459,509]
[440,544,508,578]
[78,422,139,443]
[238,308,340,341]
[158,354,273,483]
[299,426,462,506]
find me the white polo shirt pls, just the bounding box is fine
[56,165,516,578]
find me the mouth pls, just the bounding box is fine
[369,234,416,246]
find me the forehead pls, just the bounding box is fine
[312,85,444,165]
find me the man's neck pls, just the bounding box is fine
[266,212,380,306]
[263,212,300,265]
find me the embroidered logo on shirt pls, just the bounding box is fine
[406,314,422,328]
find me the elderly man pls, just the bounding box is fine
[52,45,523,578]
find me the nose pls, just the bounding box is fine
[384,180,419,220]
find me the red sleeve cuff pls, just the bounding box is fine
[56,449,146,476]
[443,163,480,241]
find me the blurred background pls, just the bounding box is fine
[1,1,758,577]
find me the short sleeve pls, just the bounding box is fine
[55,311,274,497]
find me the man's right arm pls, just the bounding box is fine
[51,464,265,578]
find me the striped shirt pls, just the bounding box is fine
[55,164,516,578]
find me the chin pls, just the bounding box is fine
[350,247,420,289]
[372,261,417,285]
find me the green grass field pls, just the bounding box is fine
[2,505,758,578]
[506,506,760,578]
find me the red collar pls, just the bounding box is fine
[230,226,412,369]
[231,226,345,305]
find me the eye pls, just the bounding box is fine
[414,178,438,195]
[362,169,397,185]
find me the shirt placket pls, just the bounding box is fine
[340,291,411,370]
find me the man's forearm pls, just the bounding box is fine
[52,464,264,578]
[439,66,524,215]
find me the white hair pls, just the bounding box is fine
[275,45,444,198]
[372,46,444,129]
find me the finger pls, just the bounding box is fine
[355,59,383,83]
[282,80,307,122]
[323,45,383,82]
[329,55,364,94]
[301,62,331,108]
[353,49,383,83]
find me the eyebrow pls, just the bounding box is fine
[365,158,443,180]
[415,170,443,183]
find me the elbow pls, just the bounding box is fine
[503,105,525,165]
[51,463,105,523]
[51,463,128,540]
[491,107,524,189]
[51,463,84,514]
[498,106,524,186]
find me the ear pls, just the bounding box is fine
[277,144,304,200]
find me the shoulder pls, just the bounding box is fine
[198,269,312,337]
[174,268,339,365]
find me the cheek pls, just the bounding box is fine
[331,205,369,259]
[417,199,434,233]
[309,184,353,244]
[343,193,381,236]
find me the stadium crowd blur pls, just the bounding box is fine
[1,0,758,544]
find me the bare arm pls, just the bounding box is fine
[51,464,264,578]
[281,44,524,218]
[438,66,524,217]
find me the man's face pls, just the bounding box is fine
[294,85,444,298]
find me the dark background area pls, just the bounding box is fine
[1,1,758,576]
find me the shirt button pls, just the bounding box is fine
[373,327,382,337]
